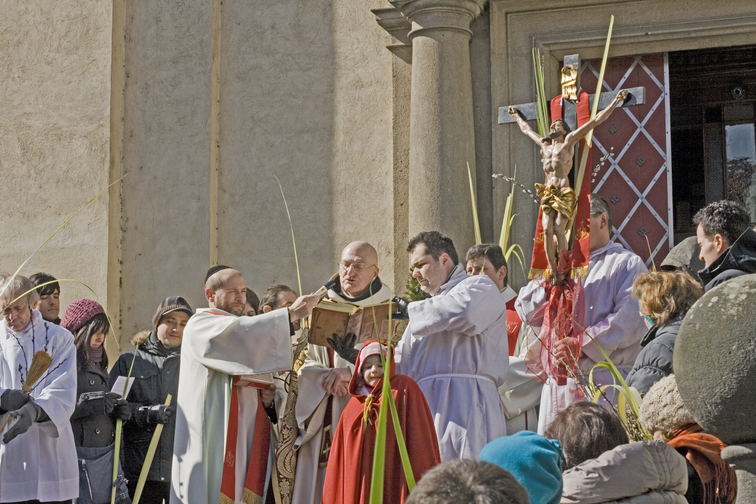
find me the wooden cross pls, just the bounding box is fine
[498,54,646,132]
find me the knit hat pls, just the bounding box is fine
[480,431,563,504]
[639,374,697,436]
[205,265,232,283]
[61,299,105,335]
[152,296,194,328]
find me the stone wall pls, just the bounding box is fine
[112,0,397,342]
[0,2,112,328]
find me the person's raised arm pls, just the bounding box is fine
[509,106,545,145]
[565,89,628,147]
[288,293,320,323]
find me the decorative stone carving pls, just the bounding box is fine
[674,273,756,502]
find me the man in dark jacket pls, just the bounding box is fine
[694,200,756,291]
[111,296,193,504]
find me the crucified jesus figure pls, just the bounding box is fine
[509,88,628,284]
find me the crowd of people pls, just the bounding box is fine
[1,196,754,504]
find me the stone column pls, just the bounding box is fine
[674,274,756,503]
[391,0,485,251]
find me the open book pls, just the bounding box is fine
[235,373,274,389]
[308,301,405,347]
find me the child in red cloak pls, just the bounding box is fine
[322,340,441,504]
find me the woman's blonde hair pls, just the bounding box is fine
[632,270,703,326]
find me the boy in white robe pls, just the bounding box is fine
[394,232,509,461]
[0,274,78,503]
[170,267,318,504]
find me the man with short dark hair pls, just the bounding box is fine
[405,460,530,504]
[517,194,648,434]
[465,244,520,351]
[465,244,541,434]
[244,288,260,317]
[258,284,297,313]
[112,296,193,504]
[0,273,78,503]
[170,267,318,504]
[693,200,756,291]
[395,231,509,461]
[30,272,61,324]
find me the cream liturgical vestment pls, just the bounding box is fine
[170,307,292,504]
[395,265,509,461]
[0,309,78,502]
[292,279,392,504]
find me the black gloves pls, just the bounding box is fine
[113,400,131,422]
[392,297,410,320]
[3,401,44,444]
[0,389,31,414]
[79,391,119,414]
[327,333,359,365]
[137,404,175,424]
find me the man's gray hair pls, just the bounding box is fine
[0,273,39,309]
[590,193,613,231]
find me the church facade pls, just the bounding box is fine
[2,0,755,351]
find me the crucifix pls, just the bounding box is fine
[499,54,646,284]
[499,54,646,133]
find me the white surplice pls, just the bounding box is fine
[292,281,392,504]
[515,241,649,433]
[170,307,292,504]
[395,265,508,461]
[498,286,543,434]
[0,309,78,502]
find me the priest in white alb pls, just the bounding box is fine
[516,194,648,434]
[0,274,78,504]
[170,267,318,504]
[394,231,509,462]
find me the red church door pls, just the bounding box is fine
[581,53,673,269]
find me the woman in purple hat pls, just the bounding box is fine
[61,299,132,504]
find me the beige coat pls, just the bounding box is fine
[561,440,689,504]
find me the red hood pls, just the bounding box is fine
[348,340,396,396]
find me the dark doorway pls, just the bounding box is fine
[669,45,756,241]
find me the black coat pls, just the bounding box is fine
[699,227,756,291]
[70,362,117,447]
[110,331,180,483]
[625,318,683,395]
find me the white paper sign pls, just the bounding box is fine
[111,376,135,399]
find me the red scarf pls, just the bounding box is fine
[219,378,271,504]
[668,424,737,504]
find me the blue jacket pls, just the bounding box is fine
[625,318,683,395]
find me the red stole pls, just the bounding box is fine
[505,298,522,357]
[219,378,271,504]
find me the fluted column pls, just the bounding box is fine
[391,0,485,250]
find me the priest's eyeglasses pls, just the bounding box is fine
[339,261,376,273]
